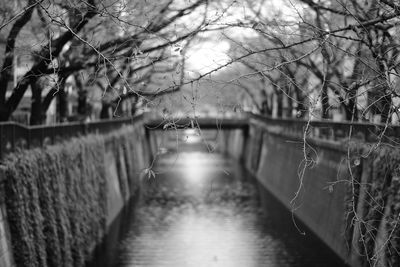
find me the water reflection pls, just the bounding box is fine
[120,207,263,266]
[181,152,211,184]
[93,150,347,267]
[182,129,202,144]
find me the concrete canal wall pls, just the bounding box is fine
[243,120,400,267]
[0,125,150,267]
[216,126,351,265]
[244,125,351,263]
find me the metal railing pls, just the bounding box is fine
[144,116,249,130]
[1,111,398,159]
[0,114,146,159]
[249,113,400,143]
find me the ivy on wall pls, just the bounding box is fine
[2,126,145,267]
[348,144,400,267]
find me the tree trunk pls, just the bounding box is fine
[114,99,124,117]
[41,77,68,122]
[57,88,68,122]
[0,105,9,121]
[321,83,329,119]
[368,83,392,123]
[130,95,138,116]
[131,103,137,116]
[276,93,283,118]
[261,99,271,116]
[346,88,358,121]
[29,81,44,125]
[100,103,111,119]
[295,96,306,118]
[380,92,392,123]
[77,90,88,118]
[0,0,37,105]
[286,90,293,118]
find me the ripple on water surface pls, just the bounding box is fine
[111,152,346,267]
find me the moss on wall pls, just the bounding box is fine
[2,126,146,267]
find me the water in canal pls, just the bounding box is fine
[90,133,347,267]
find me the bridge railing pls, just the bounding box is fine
[144,116,249,130]
[0,114,146,159]
[249,113,400,143]
[2,112,399,159]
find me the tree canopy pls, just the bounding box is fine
[0,0,399,124]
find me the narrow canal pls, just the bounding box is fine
[90,132,347,267]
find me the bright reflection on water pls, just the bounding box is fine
[95,147,346,267]
[180,152,210,184]
[182,129,202,144]
[119,206,265,266]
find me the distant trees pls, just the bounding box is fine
[1,0,400,124]
[206,0,400,123]
[296,0,400,123]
